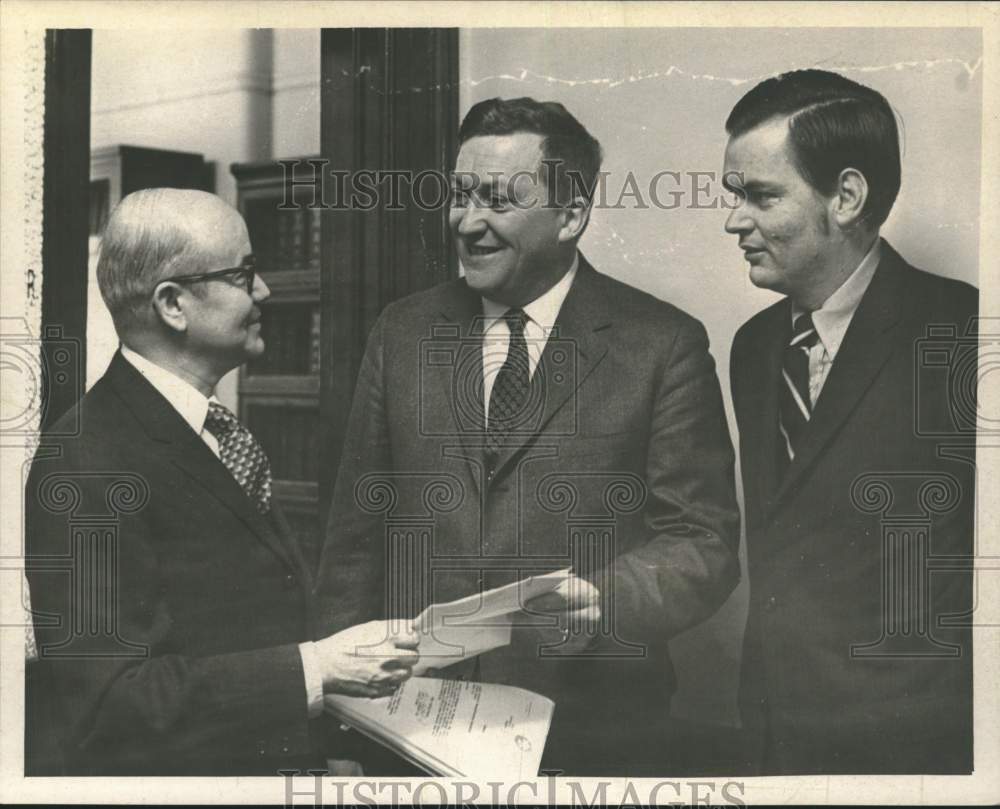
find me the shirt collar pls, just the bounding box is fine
[793,237,882,361]
[120,345,214,436]
[481,252,579,334]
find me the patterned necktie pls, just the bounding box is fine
[778,312,820,465]
[486,308,531,461]
[204,401,272,514]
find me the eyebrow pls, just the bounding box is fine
[721,177,781,194]
[450,175,510,201]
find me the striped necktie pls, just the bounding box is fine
[205,401,273,514]
[778,312,820,465]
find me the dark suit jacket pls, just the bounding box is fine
[318,255,740,776]
[731,241,976,774]
[25,353,327,775]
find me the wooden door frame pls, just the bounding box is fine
[318,28,460,520]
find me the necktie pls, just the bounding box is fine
[486,308,531,461]
[778,312,820,465]
[204,401,272,514]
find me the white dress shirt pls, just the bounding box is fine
[480,253,578,422]
[120,346,325,718]
[792,238,882,406]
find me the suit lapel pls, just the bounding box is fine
[742,302,789,519]
[772,247,906,505]
[433,282,489,491]
[106,353,296,569]
[491,257,610,478]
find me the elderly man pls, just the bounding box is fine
[318,97,740,776]
[723,70,976,774]
[25,188,418,775]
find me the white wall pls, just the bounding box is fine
[272,29,321,158]
[89,28,321,401]
[459,27,982,726]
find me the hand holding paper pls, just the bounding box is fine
[527,573,601,623]
[412,568,572,673]
[524,574,602,652]
[314,620,420,698]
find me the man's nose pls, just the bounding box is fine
[453,200,488,236]
[724,202,752,235]
[252,273,271,302]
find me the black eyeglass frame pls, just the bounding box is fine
[158,262,257,295]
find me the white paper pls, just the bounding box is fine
[326,676,554,779]
[412,568,570,672]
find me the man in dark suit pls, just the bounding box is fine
[25,188,419,775]
[318,97,740,776]
[723,70,976,774]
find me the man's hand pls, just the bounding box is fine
[314,620,420,698]
[524,574,601,652]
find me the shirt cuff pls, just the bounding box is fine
[299,641,325,719]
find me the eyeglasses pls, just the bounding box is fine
[160,261,257,295]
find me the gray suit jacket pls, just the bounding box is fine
[318,256,740,775]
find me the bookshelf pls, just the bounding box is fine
[231,158,322,560]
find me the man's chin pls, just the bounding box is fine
[462,265,503,296]
[747,264,782,292]
[244,339,266,360]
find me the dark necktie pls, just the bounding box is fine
[485,308,531,461]
[205,401,273,514]
[778,312,820,465]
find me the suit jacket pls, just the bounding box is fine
[731,241,976,774]
[25,353,327,775]
[318,255,741,776]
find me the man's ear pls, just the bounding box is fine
[151,282,189,334]
[558,196,592,243]
[832,167,870,229]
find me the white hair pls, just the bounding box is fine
[96,188,242,332]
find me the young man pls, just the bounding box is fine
[724,70,976,774]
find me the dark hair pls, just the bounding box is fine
[726,69,901,227]
[458,97,603,205]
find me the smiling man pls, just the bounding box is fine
[319,97,740,775]
[25,189,420,775]
[723,70,977,774]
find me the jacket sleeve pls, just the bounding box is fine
[592,316,741,643]
[315,309,393,633]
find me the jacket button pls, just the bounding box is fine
[285,574,296,588]
[763,596,777,612]
[256,740,266,756]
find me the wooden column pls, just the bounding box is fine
[41,30,91,430]
[319,28,459,516]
